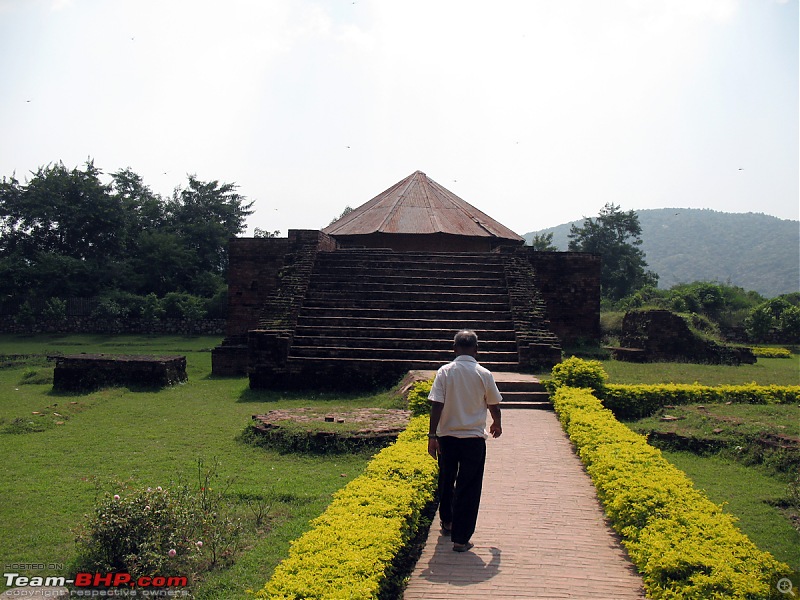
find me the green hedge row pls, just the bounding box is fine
[603,383,800,419]
[552,386,791,599]
[252,415,437,599]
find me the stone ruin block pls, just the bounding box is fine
[612,309,756,365]
[52,354,188,391]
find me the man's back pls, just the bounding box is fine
[429,354,502,438]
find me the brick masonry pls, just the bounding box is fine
[212,231,602,382]
[525,251,602,344]
[52,354,188,391]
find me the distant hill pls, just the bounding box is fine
[523,208,799,298]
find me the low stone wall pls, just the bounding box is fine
[52,354,188,391]
[0,317,225,336]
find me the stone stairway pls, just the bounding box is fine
[495,376,552,409]
[288,250,519,375]
[412,369,552,410]
[249,248,562,389]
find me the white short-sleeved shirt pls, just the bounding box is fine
[428,355,503,439]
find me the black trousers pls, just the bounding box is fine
[437,436,487,545]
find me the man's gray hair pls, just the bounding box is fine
[454,330,478,348]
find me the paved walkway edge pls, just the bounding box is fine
[403,409,646,599]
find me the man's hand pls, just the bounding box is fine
[427,437,439,459]
[488,404,502,438]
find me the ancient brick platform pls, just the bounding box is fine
[249,408,411,453]
[52,354,187,391]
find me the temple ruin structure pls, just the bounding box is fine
[212,171,601,389]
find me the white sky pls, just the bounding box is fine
[0,0,797,236]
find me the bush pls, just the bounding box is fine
[407,380,433,417]
[750,346,793,359]
[254,416,437,599]
[141,293,166,321]
[548,356,608,396]
[74,460,243,584]
[42,297,67,321]
[552,387,791,599]
[14,301,36,327]
[90,297,126,320]
[162,292,207,320]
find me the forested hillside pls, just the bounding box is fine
[524,209,799,298]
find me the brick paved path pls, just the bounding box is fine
[403,409,645,599]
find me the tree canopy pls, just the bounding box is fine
[0,160,253,302]
[568,203,658,301]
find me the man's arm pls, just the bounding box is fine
[427,402,444,459]
[488,404,502,438]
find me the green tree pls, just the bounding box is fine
[568,203,658,301]
[0,161,128,297]
[779,305,800,339]
[167,176,254,283]
[0,162,255,302]
[111,168,167,239]
[328,206,353,226]
[745,305,774,340]
[15,161,124,259]
[529,232,557,251]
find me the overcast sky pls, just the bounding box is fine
[1,0,797,236]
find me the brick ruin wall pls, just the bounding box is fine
[212,230,336,375]
[213,233,601,377]
[525,251,602,344]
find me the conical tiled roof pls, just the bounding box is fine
[323,170,524,243]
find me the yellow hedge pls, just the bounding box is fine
[552,386,792,599]
[750,347,793,359]
[253,415,437,599]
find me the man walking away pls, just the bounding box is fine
[427,330,502,552]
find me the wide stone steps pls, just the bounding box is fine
[309,281,505,295]
[312,263,506,277]
[316,250,504,265]
[288,355,521,373]
[295,315,514,330]
[304,290,510,304]
[301,298,511,311]
[293,326,518,341]
[311,273,504,285]
[290,346,518,362]
[495,378,552,410]
[298,306,513,321]
[280,249,526,381]
[291,335,518,352]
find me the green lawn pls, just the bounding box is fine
[0,334,396,597]
[604,350,800,574]
[2,335,797,596]
[662,450,800,572]
[600,355,800,386]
